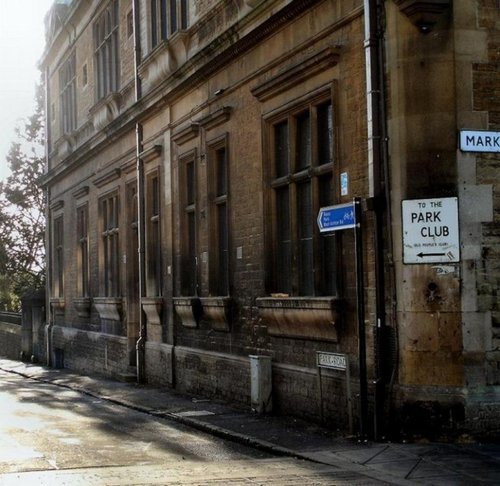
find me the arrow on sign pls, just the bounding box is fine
[417,252,446,258]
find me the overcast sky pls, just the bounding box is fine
[0,1,53,181]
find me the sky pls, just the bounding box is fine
[0,0,53,181]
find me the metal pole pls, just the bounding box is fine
[345,356,353,435]
[354,197,368,438]
[44,65,53,367]
[364,0,389,440]
[132,0,147,383]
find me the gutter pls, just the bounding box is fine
[44,64,54,368]
[133,0,147,384]
[363,0,391,440]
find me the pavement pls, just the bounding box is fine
[1,357,500,485]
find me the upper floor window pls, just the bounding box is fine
[94,0,120,100]
[267,95,337,297]
[151,0,188,48]
[60,52,77,134]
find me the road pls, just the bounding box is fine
[0,369,381,485]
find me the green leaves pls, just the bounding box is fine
[0,79,45,310]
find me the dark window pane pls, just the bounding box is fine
[317,102,333,165]
[296,112,311,171]
[318,174,336,295]
[60,52,77,134]
[276,187,291,294]
[102,194,119,297]
[151,0,158,47]
[180,0,188,29]
[217,203,229,295]
[53,216,64,298]
[186,160,195,206]
[148,176,162,296]
[77,206,89,297]
[152,176,159,216]
[274,121,289,178]
[169,0,177,34]
[216,147,227,197]
[160,0,168,40]
[186,212,196,295]
[297,181,313,295]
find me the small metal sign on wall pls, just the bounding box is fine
[316,352,353,433]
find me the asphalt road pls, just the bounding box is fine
[0,369,381,485]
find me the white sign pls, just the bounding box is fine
[317,352,347,371]
[340,172,349,196]
[460,130,500,153]
[402,197,460,264]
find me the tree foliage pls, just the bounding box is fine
[0,81,45,310]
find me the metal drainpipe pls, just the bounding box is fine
[132,0,147,383]
[364,0,389,440]
[44,65,53,367]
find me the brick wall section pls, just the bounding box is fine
[52,326,130,378]
[174,347,250,406]
[474,0,500,384]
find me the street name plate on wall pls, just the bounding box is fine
[460,130,500,153]
[317,352,347,371]
[402,197,460,264]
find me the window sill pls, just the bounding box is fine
[140,31,189,93]
[141,297,163,325]
[73,297,91,318]
[256,296,340,342]
[173,297,202,328]
[200,296,232,332]
[89,92,122,131]
[50,297,65,317]
[141,297,163,342]
[94,297,122,322]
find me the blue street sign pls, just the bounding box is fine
[317,202,356,232]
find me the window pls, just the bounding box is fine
[146,173,162,296]
[77,205,89,297]
[53,216,64,298]
[127,10,134,38]
[94,0,119,100]
[268,96,336,296]
[180,154,197,296]
[82,64,88,87]
[209,141,229,296]
[101,192,120,296]
[151,0,188,48]
[59,52,76,134]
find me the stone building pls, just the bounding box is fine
[40,0,499,438]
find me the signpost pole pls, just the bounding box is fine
[316,200,368,438]
[354,198,368,438]
[345,356,353,434]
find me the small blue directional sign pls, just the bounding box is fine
[317,202,356,233]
